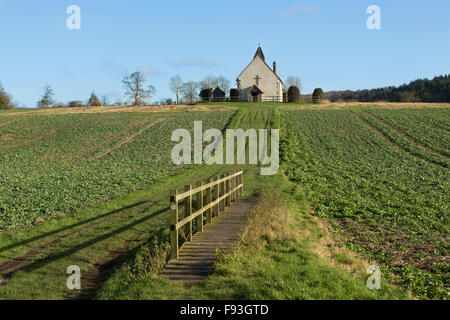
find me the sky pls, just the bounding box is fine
[0,0,449,107]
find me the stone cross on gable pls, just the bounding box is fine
[254,75,261,86]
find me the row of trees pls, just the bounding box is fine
[325,75,450,103]
[32,73,233,108]
[34,84,106,108]
[169,75,232,104]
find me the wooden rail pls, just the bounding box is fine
[170,170,244,260]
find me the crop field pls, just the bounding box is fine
[281,107,449,299]
[0,110,233,229]
[0,103,448,300]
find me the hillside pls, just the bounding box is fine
[0,102,448,300]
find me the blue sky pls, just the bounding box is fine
[0,0,449,107]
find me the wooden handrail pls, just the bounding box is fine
[170,170,244,260]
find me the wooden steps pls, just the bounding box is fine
[161,197,258,284]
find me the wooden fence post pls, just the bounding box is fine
[196,181,204,233]
[206,178,212,224]
[214,176,220,217]
[185,185,192,242]
[240,170,243,199]
[225,172,232,207]
[231,170,238,202]
[170,189,179,260]
[221,174,226,212]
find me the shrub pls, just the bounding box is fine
[230,89,240,102]
[0,85,12,110]
[288,86,301,103]
[313,88,324,103]
[88,91,102,106]
[67,100,84,108]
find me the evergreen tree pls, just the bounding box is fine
[88,91,102,106]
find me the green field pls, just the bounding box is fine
[0,110,233,229]
[0,103,448,300]
[281,108,449,299]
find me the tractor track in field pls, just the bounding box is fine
[363,111,450,159]
[0,119,19,129]
[350,111,448,169]
[88,118,165,161]
[67,119,152,162]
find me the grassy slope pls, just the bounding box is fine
[0,107,237,299]
[1,102,435,300]
[95,103,409,300]
[280,108,449,299]
[96,166,408,300]
[0,110,232,229]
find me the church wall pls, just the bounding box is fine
[238,57,282,102]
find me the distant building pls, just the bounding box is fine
[212,87,226,102]
[237,46,284,102]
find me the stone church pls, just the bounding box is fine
[236,46,285,102]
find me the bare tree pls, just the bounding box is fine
[37,83,55,108]
[200,75,230,94]
[101,94,110,106]
[216,76,231,94]
[169,75,183,105]
[182,81,199,104]
[200,74,218,89]
[122,72,156,106]
[284,76,303,91]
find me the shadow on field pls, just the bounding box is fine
[1,206,169,278]
[0,201,149,254]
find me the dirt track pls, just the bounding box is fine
[0,104,229,116]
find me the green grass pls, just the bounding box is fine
[0,164,245,299]
[281,108,449,299]
[95,167,408,300]
[95,103,409,300]
[0,110,233,229]
[0,102,445,300]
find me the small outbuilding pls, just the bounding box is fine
[212,87,226,102]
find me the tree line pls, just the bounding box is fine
[324,75,449,103]
[3,74,447,110]
[1,71,304,109]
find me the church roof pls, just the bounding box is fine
[253,47,265,62]
[237,46,284,84]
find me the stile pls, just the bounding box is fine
[169,171,244,261]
